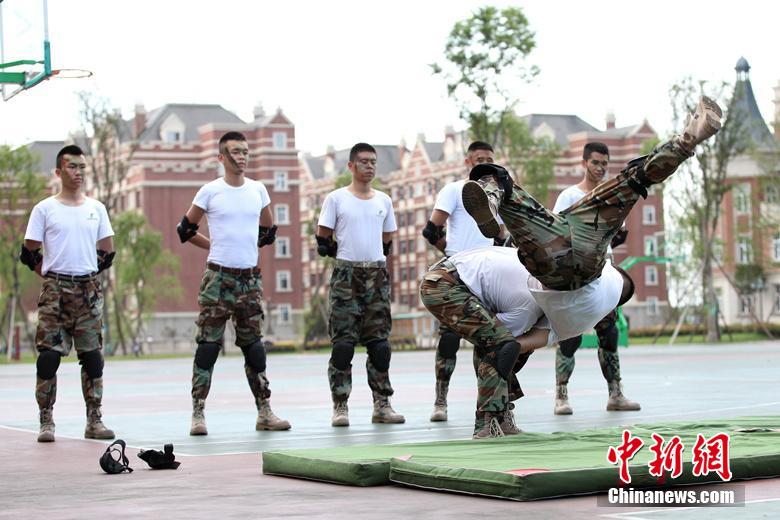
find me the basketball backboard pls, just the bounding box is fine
[0,0,52,100]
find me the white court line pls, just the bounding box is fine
[599,498,780,519]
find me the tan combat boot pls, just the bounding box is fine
[473,412,505,439]
[371,393,405,424]
[85,403,115,440]
[678,96,723,153]
[190,398,208,436]
[554,383,573,415]
[256,398,291,431]
[462,180,502,239]
[38,408,55,443]
[606,381,641,411]
[429,379,448,422]
[499,403,521,435]
[331,400,349,427]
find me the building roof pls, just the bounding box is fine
[423,142,444,162]
[25,140,64,176]
[138,103,245,143]
[731,58,774,148]
[303,144,406,180]
[520,114,600,146]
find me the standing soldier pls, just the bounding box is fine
[422,141,509,422]
[551,142,639,415]
[21,145,116,442]
[316,142,404,427]
[177,131,289,435]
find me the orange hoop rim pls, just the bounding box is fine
[50,68,93,79]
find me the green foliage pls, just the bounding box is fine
[433,6,556,197]
[110,211,181,343]
[0,145,47,333]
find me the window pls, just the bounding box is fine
[275,237,290,258]
[416,209,425,225]
[278,304,291,324]
[642,205,656,225]
[647,296,659,316]
[407,239,415,253]
[645,265,658,286]
[414,182,423,197]
[774,285,780,314]
[766,184,779,204]
[773,233,780,262]
[275,204,290,225]
[400,241,407,254]
[409,266,417,280]
[398,212,405,227]
[273,132,287,149]
[734,185,750,214]
[400,294,409,305]
[400,268,407,282]
[164,130,181,143]
[736,236,752,265]
[738,295,753,316]
[276,271,291,292]
[644,236,658,256]
[274,171,289,191]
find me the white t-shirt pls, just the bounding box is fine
[193,177,271,269]
[25,196,113,276]
[528,260,624,344]
[554,184,613,256]
[434,180,495,256]
[318,187,397,262]
[449,247,547,337]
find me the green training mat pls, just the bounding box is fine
[262,416,780,500]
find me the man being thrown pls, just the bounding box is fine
[461,97,721,350]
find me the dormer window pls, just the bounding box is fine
[159,113,185,144]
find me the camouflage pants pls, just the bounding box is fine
[434,323,480,386]
[481,139,690,290]
[195,268,264,347]
[35,277,103,355]
[192,268,266,401]
[420,262,523,412]
[556,309,622,386]
[328,262,393,400]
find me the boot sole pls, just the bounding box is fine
[37,433,55,442]
[189,429,208,436]
[554,408,573,415]
[256,423,292,431]
[690,97,723,143]
[85,431,115,440]
[462,181,500,238]
[429,412,448,422]
[606,404,641,411]
[331,419,350,427]
[372,417,406,424]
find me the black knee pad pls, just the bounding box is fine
[330,341,355,371]
[36,350,62,380]
[495,341,520,381]
[241,340,266,373]
[596,319,619,353]
[558,336,582,358]
[366,339,391,372]
[194,342,221,370]
[78,350,105,379]
[437,331,461,359]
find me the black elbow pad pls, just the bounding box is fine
[383,240,392,256]
[258,225,277,247]
[315,235,337,258]
[422,221,445,246]
[610,228,628,248]
[176,216,198,243]
[19,244,43,271]
[97,249,116,273]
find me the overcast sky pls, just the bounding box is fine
[1,0,777,156]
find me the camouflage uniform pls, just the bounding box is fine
[327,260,394,401]
[192,266,267,400]
[35,274,113,440]
[420,259,528,427]
[479,139,692,290]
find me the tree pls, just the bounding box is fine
[431,6,557,199]
[110,211,181,353]
[0,145,47,357]
[665,78,755,341]
[72,92,139,353]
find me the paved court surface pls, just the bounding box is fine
[1,341,779,519]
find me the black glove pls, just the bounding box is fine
[315,235,337,258]
[137,444,181,470]
[611,228,628,248]
[258,225,278,247]
[383,240,392,256]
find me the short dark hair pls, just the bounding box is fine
[349,142,376,162]
[615,266,635,306]
[219,131,247,152]
[467,141,494,153]
[56,145,85,169]
[583,142,609,160]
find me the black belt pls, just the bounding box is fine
[45,272,97,282]
[207,262,259,276]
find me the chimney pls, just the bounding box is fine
[398,137,407,166]
[774,80,780,141]
[605,110,616,130]
[133,104,146,139]
[253,102,266,122]
[443,125,456,161]
[323,145,336,176]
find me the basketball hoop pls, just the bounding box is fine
[50,68,92,79]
